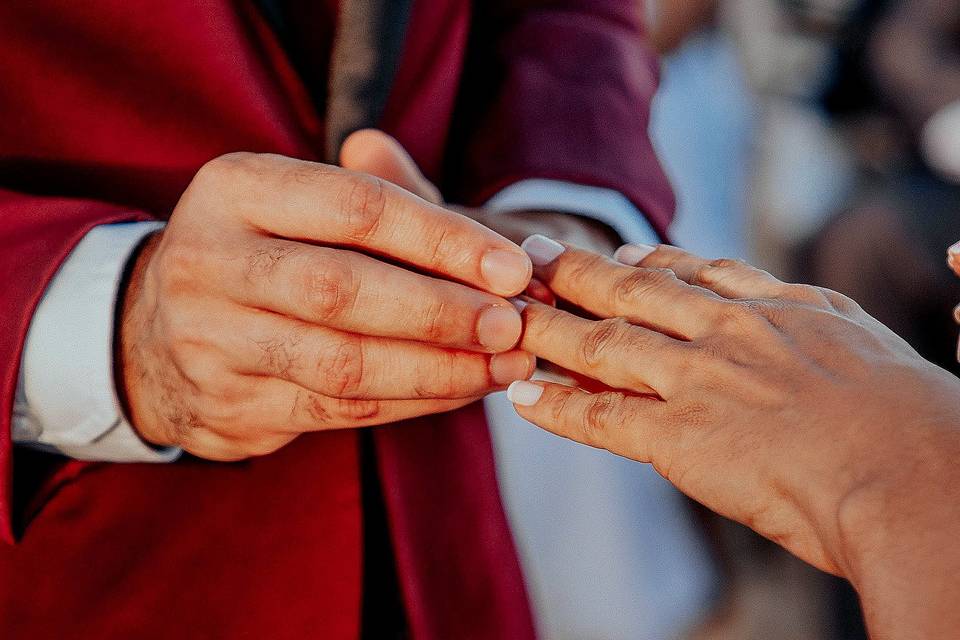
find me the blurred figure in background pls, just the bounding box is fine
[807,0,960,378]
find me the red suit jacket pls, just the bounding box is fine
[0,1,671,638]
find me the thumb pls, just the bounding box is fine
[339,129,443,204]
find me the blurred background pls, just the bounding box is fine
[491,0,960,638]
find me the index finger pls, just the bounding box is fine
[521,235,724,338]
[199,153,532,297]
[619,244,787,300]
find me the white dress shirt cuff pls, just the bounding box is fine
[484,179,661,245]
[13,221,181,462]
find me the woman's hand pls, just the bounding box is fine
[509,237,960,638]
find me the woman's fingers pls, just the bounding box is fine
[230,238,523,353]
[215,310,534,400]
[521,235,724,338]
[618,243,788,300]
[506,380,665,462]
[519,299,684,396]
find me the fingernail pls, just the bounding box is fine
[954,303,960,324]
[481,250,532,295]
[490,352,534,386]
[949,241,960,256]
[509,297,528,312]
[521,234,565,266]
[506,380,544,406]
[477,305,522,351]
[614,243,656,266]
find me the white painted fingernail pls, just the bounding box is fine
[614,243,656,266]
[507,380,544,406]
[509,297,528,312]
[521,234,565,266]
[949,241,960,256]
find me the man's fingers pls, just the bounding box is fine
[196,153,531,297]
[231,378,481,433]
[340,129,443,204]
[519,299,682,396]
[522,235,723,338]
[506,380,664,462]
[618,243,788,300]
[231,239,522,352]
[217,311,535,400]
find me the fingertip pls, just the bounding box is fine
[490,351,536,386]
[521,234,566,267]
[477,304,523,352]
[506,380,544,406]
[480,249,533,297]
[614,243,657,267]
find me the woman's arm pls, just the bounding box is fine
[510,236,960,639]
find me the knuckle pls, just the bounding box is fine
[709,257,747,271]
[581,392,625,446]
[419,350,465,398]
[565,253,607,289]
[194,152,259,189]
[340,173,387,241]
[245,243,300,281]
[615,268,676,305]
[297,390,333,424]
[714,305,753,333]
[419,298,451,344]
[745,299,788,328]
[692,258,746,286]
[332,398,382,423]
[423,224,460,272]
[253,333,304,379]
[580,318,629,368]
[301,255,355,322]
[314,335,365,398]
[156,243,204,292]
[782,283,828,306]
[814,286,858,313]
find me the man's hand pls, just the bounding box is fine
[509,241,960,638]
[119,142,534,461]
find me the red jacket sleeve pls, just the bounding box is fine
[445,1,674,237]
[0,189,149,543]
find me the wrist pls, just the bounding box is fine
[116,230,166,446]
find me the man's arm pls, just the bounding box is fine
[13,222,180,462]
[446,0,674,238]
[0,188,156,543]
